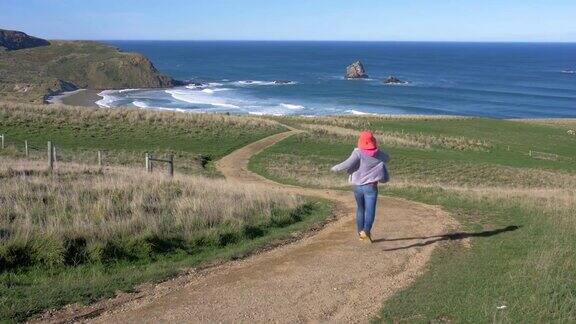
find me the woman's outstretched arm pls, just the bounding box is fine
[330,150,359,172]
[379,150,390,163]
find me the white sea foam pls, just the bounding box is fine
[201,88,232,94]
[280,103,305,110]
[132,100,150,108]
[383,81,411,86]
[133,100,195,113]
[166,89,240,109]
[118,88,141,93]
[186,84,206,89]
[244,103,306,116]
[95,90,119,108]
[345,109,371,115]
[236,80,274,86]
[235,80,297,86]
[212,103,241,108]
[561,70,575,74]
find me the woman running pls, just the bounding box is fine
[331,131,390,242]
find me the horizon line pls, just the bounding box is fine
[53,38,576,44]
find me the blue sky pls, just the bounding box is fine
[1,0,575,42]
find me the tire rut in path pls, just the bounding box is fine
[88,129,457,323]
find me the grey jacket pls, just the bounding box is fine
[330,149,390,185]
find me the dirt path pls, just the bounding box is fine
[86,130,457,323]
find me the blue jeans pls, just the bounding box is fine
[353,184,378,233]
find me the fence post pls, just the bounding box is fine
[48,141,54,171]
[168,154,174,177]
[25,140,29,157]
[52,145,57,162]
[529,150,532,157]
[145,153,151,172]
[98,150,103,168]
[1,134,4,149]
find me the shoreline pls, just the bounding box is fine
[44,88,576,121]
[48,89,101,107]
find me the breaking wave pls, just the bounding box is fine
[234,80,297,86]
[280,103,305,110]
[165,89,240,109]
[95,90,119,108]
[345,109,372,115]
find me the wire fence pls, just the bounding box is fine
[1,132,572,176]
[529,150,574,162]
[0,133,177,176]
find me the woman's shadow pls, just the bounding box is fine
[374,225,520,251]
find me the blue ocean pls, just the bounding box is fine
[99,41,576,118]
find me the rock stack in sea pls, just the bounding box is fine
[383,76,407,85]
[345,61,369,79]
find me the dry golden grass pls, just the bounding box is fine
[299,124,492,151]
[0,101,282,129]
[512,118,576,126]
[0,157,304,269]
[284,114,467,129]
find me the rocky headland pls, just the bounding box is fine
[0,29,182,103]
[0,29,50,51]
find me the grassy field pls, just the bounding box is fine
[0,101,286,175]
[0,103,334,322]
[2,105,575,322]
[250,116,576,322]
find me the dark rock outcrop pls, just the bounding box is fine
[188,82,207,88]
[273,80,293,84]
[43,80,79,101]
[383,76,408,85]
[0,29,50,51]
[345,61,369,79]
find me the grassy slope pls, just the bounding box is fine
[0,103,335,321]
[250,116,576,322]
[0,102,286,175]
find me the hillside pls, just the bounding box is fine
[0,31,181,103]
[0,29,50,51]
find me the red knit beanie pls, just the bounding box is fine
[357,131,377,150]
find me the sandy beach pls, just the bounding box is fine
[49,89,101,107]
